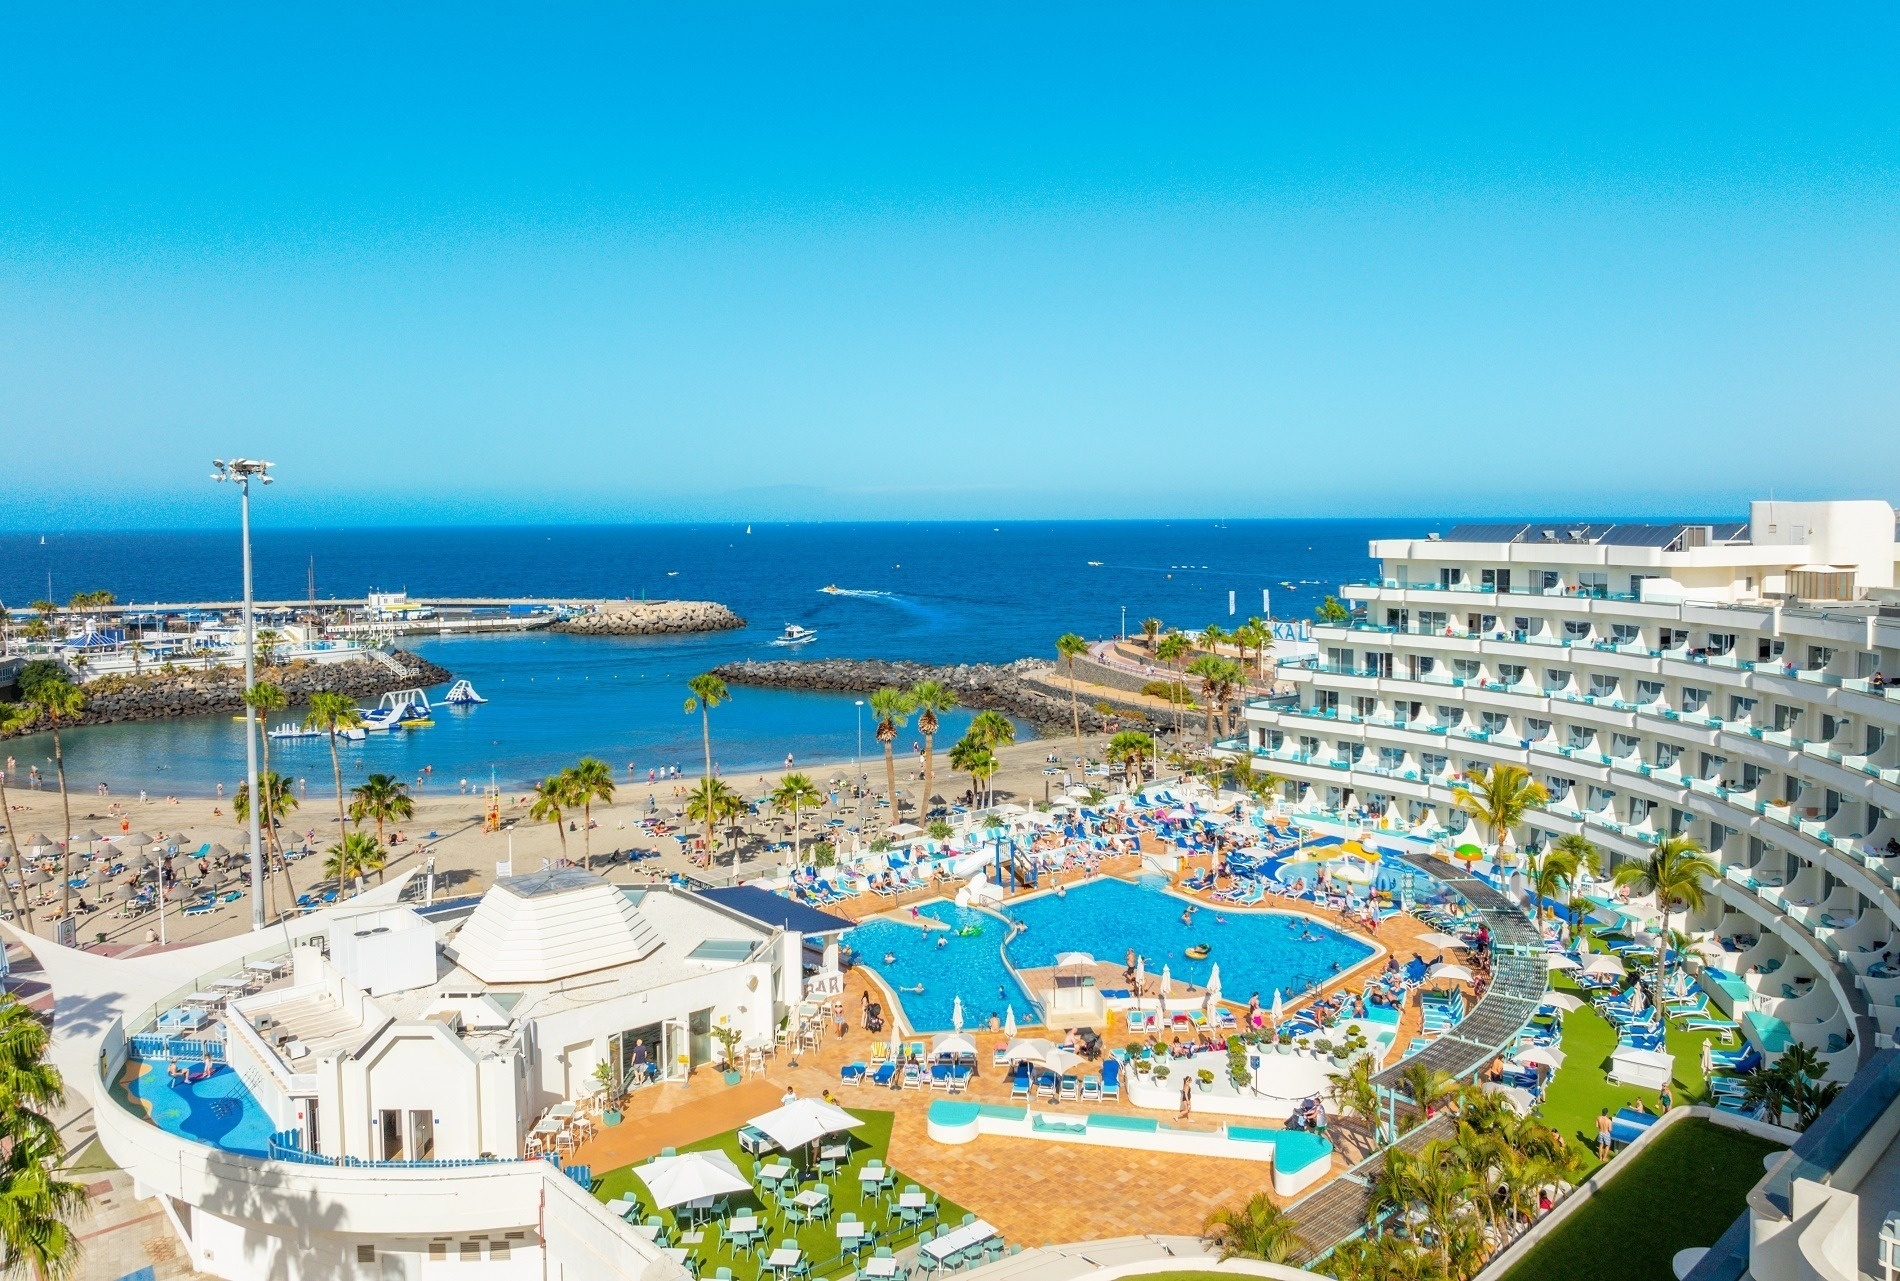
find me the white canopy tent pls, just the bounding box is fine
[635,1150,751,1209]
[746,1098,865,1151]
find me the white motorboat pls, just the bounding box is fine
[770,623,819,646]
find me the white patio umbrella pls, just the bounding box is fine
[1206,963,1222,1011]
[1547,953,1581,972]
[1627,982,1646,1014]
[1428,964,1475,985]
[634,1150,751,1209]
[746,1098,865,1151]
[1053,951,1096,970]
[951,996,964,1033]
[1134,955,1146,1005]
[1417,932,1469,951]
[1043,1047,1085,1075]
[1579,954,1625,978]
[1271,989,1284,1024]
[931,1033,976,1059]
[1004,1038,1055,1065]
[1002,1006,1017,1039]
[1160,964,1172,996]
[1700,1038,1714,1077]
[1539,992,1585,1013]
[1515,1045,1567,1070]
[1483,1083,1535,1115]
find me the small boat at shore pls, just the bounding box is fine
[771,623,819,646]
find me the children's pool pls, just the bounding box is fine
[847,876,1376,1032]
[118,1058,275,1157]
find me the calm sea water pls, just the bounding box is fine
[1,520,1400,792]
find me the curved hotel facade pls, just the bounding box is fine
[1242,500,1900,1085]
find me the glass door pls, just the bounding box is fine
[664,1019,689,1081]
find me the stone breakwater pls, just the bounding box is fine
[552,600,746,636]
[0,650,453,739]
[710,658,1137,736]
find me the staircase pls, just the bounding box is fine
[366,648,411,678]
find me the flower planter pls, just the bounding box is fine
[603,1110,622,1127]
[722,1070,743,1086]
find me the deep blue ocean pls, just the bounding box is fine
[0,521,1401,792]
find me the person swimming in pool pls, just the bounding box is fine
[936,935,947,948]
[884,952,897,966]
[903,984,925,994]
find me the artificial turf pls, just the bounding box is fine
[1537,927,1731,1173]
[589,1107,970,1280]
[1499,1117,1782,1281]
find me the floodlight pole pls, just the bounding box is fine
[213,458,273,930]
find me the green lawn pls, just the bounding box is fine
[1538,927,1732,1172]
[590,1108,971,1279]
[1500,1118,1782,1281]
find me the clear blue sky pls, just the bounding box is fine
[3,4,1897,527]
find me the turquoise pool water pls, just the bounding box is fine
[121,1058,275,1158]
[847,876,1375,1032]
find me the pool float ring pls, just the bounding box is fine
[1184,944,1211,960]
[956,925,983,937]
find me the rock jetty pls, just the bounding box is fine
[553,601,746,636]
[0,650,452,739]
[710,658,1132,736]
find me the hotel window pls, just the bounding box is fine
[1630,797,1653,823]
[1526,718,1552,742]
[1775,704,1802,733]
[1673,808,1696,835]
[1636,680,1664,704]
[1547,776,1574,802]
[1576,571,1608,598]
[1326,647,1354,670]
[1589,673,1619,698]
[1498,663,1527,686]
[1422,753,1449,776]
[1707,632,1736,656]
[1660,628,1688,650]
[1481,568,1512,593]
[1611,623,1641,646]
[1452,659,1480,681]
[1566,725,1596,750]
[1588,785,1617,811]
[1480,711,1509,736]
[1681,687,1710,714]
[1544,669,1570,693]
[379,1110,404,1162]
[1411,654,1439,680]
[1315,690,1338,713]
[1436,705,1463,728]
[1654,742,1681,770]
[1728,695,1757,722]
[1418,612,1448,634]
[1386,608,1409,629]
[1563,619,1593,640]
[1807,645,1835,671]
[1512,615,1531,637]
[1538,570,1561,591]
[1439,567,1462,588]
[1868,725,1886,755]
[1352,696,1377,720]
[1299,736,1320,757]
[1758,636,1785,662]
[1367,652,1393,677]
[1379,747,1405,770]
[1629,575,1654,598]
[1610,733,1640,758]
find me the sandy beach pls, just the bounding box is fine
[0,733,1120,950]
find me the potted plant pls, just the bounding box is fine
[1313,1038,1333,1061]
[593,1061,623,1127]
[1277,1028,1294,1054]
[1296,1036,1312,1057]
[1152,1064,1171,1082]
[712,1019,746,1086]
[1195,1068,1215,1092]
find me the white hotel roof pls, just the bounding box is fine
[448,868,665,984]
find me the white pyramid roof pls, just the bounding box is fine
[450,868,663,984]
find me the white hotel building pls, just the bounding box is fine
[1239,500,1900,1083]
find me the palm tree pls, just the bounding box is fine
[1245,615,1275,677]
[968,709,1015,752]
[1104,730,1152,792]
[771,773,824,865]
[1451,763,1549,873]
[1528,834,1597,921]
[1399,1063,1457,1129]
[350,774,415,850]
[1186,654,1229,743]
[1055,632,1089,756]
[256,628,281,666]
[303,691,365,846]
[683,673,730,780]
[1197,623,1228,657]
[1328,1057,1386,1148]
[869,687,916,829]
[684,777,745,857]
[1139,617,1162,651]
[910,680,957,823]
[0,996,85,1280]
[949,736,997,809]
[1611,834,1717,1007]
[242,681,298,916]
[323,830,386,896]
[234,771,298,912]
[0,703,37,935]
[1203,1192,1304,1264]
[529,774,571,860]
[22,676,84,923]
[568,757,615,862]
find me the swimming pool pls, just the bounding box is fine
[847,876,1375,1032]
[118,1057,275,1158]
[845,901,1037,1035]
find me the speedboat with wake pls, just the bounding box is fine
[771,623,819,646]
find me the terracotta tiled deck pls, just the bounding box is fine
[571,886,1446,1247]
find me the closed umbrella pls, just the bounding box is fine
[634,1150,751,1210]
[1699,1038,1714,1077]
[1160,964,1172,997]
[1206,963,1222,1011]
[1134,955,1146,1006]
[1271,990,1284,1024]
[951,996,964,1033]
[1002,1006,1017,1040]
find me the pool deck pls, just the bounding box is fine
[570,908,1440,1245]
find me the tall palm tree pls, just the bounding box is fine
[869,687,916,829]
[242,681,298,914]
[1104,730,1152,792]
[910,680,957,822]
[1202,1192,1304,1264]
[0,703,37,935]
[255,628,282,666]
[529,774,571,860]
[303,691,365,849]
[949,736,997,809]
[568,757,615,862]
[22,676,84,923]
[1055,632,1089,756]
[1139,617,1162,651]
[234,772,298,915]
[349,774,415,849]
[1528,833,1599,921]
[0,996,84,1280]
[684,777,745,857]
[1327,1056,1386,1147]
[1187,654,1228,743]
[1154,631,1191,733]
[683,673,730,780]
[1451,763,1549,872]
[323,830,386,896]
[770,773,824,865]
[968,709,1016,753]
[1611,834,1717,1007]
[1197,623,1228,657]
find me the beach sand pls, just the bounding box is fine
[1,734,1120,950]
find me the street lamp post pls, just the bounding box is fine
[854,699,865,854]
[212,458,273,930]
